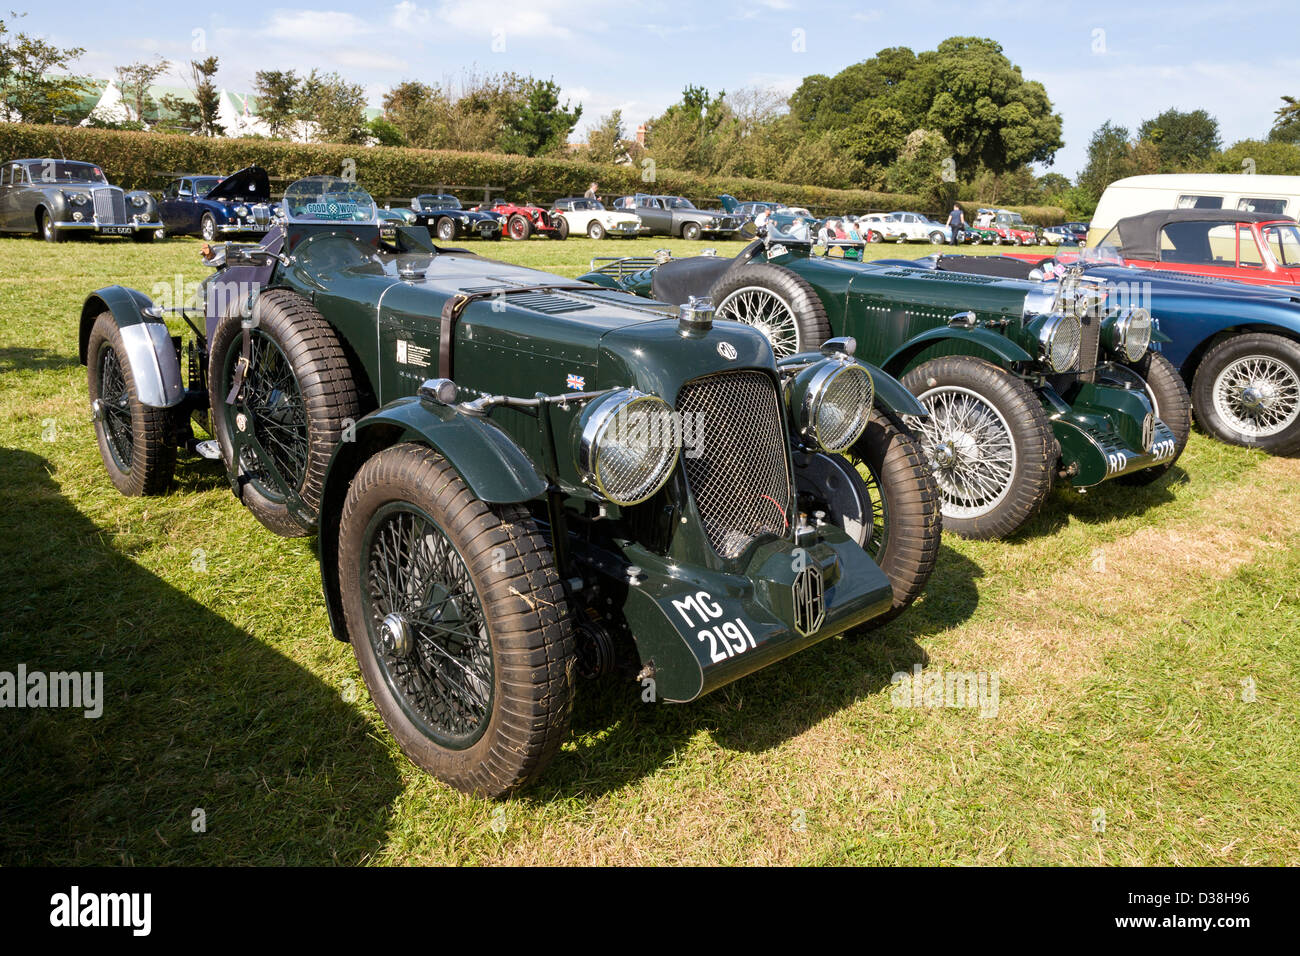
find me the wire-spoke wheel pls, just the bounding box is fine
[1193,333,1300,455]
[86,313,176,496]
[338,443,575,797]
[710,263,831,359]
[902,356,1056,539]
[210,290,360,536]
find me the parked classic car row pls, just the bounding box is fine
[56,164,1300,798]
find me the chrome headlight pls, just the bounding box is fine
[576,389,679,505]
[788,360,874,453]
[1103,307,1152,362]
[235,204,249,217]
[131,194,147,207]
[1036,313,1083,372]
[68,192,89,206]
[459,215,470,224]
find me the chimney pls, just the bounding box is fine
[636,124,647,147]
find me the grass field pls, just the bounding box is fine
[2,233,1298,866]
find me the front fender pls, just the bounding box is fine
[863,361,927,418]
[882,325,1034,376]
[79,285,184,408]
[317,396,549,641]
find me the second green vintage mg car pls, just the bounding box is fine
[78,178,941,796]
[580,233,1192,539]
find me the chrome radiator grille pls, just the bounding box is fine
[92,187,126,224]
[676,370,792,558]
[251,203,271,225]
[1076,312,1101,382]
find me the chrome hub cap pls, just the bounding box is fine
[1212,355,1300,439]
[716,287,801,357]
[912,386,1018,520]
[379,612,413,657]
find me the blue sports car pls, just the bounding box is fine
[158,166,276,241]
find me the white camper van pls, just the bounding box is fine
[1089,174,1300,245]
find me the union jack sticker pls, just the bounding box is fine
[566,373,585,390]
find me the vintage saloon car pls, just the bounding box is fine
[883,212,952,245]
[580,233,1190,539]
[409,194,503,241]
[158,166,276,241]
[611,194,743,240]
[551,197,642,239]
[0,158,163,242]
[936,245,1300,456]
[719,195,824,237]
[77,177,941,796]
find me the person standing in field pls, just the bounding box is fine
[584,182,599,200]
[947,204,966,245]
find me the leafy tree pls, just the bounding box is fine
[253,69,301,138]
[115,58,167,125]
[1078,121,1136,197]
[788,37,1062,178]
[1269,95,1300,144]
[885,129,955,208]
[0,14,87,123]
[296,70,367,143]
[1212,139,1300,176]
[498,78,581,156]
[365,116,405,146]
[1138,107,1221,169]
[583,109,629,164]
[644,85,733,171]
[161,56,224,136]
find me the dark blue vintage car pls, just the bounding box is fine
[900,248,1300,455]
[158,166,275,241]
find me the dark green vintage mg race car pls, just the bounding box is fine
[78,178,941,796]
[581,235,1192,539]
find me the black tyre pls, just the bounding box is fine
[338,443,575,797]
[709,262,832,359]
[1191,332,1300,455]
[435,217,457,241]
[866,230,882,243]
[901,356,1056,539]
[507,214,532,240]
[682,221,702,241]
[552,216,569,240]
[40,210,62,243]
[200,213,217,242]
[587,220,606,240]
[928,231,946,244]
[87,313,176,496]
[209,290,360,537]
[1112,351,1192,485]
[798,412,941,623]
[132,230,156,244]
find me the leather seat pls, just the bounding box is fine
[651,255,735,306]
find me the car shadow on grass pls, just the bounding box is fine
[532,544,982,799]
[0,347,81,375]
[0,448,402,865]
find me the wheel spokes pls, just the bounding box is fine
[918,388,1017,518]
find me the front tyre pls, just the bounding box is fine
[709,262,831,358]
[435,217,458,241]
[338,443,576,797]
[200,213,217,242]
[681,221,702,241]
[507,214,532,240]
[40,210,63,243]
[87,313,177,496]
[798,412,941,624]
[552,216,569,239]
[209,290,360,536]
[1192,332,1300,455]
[902,356,1056,539]
[1114,351,1192,485]
[587,220,606,240]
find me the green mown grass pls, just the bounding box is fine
[1,233,1296,865]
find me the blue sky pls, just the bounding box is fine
[21,0,1300,177]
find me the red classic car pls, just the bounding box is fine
[470,198,567,240]
[1012,209,1300,288]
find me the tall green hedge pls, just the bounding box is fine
[0,123,1065,223]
